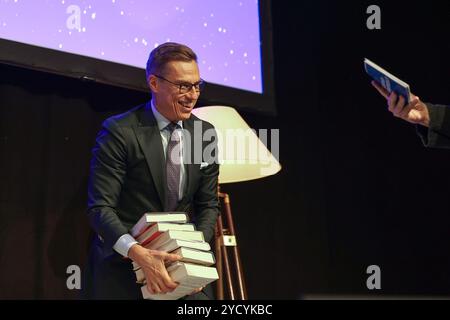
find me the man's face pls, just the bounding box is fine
[149,60,201,122]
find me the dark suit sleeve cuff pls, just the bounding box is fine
[416,103,450,148]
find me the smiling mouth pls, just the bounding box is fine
[179,101,194,110]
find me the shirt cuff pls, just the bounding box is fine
[113,234,138,257]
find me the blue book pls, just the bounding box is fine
[364,58,411,103]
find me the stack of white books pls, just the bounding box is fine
[130,212,218,300]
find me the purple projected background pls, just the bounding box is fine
[0,0,262,93]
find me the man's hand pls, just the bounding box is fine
[371,80,430,127]
[128,244,181,295]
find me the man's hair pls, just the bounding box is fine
[146,42,198,81]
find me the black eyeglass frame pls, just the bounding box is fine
[153,74,206,94]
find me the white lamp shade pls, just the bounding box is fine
[192,106,281,184]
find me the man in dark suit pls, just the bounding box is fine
[372,81,450,148]
[84,42,220,299]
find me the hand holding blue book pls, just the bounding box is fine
[364,58,411,103]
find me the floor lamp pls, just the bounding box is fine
[192,106,282,300]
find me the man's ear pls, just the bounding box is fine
[148,75,158,93]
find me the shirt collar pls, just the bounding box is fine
[150,99,183,131]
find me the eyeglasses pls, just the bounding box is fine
[154,74,205,94]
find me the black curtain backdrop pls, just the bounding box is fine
[1,0,449,299]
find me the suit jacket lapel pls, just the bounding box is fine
[180,117,198,207]
[133,104,166,210]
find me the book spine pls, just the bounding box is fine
[133,222,156,239]
[140,231,163,247]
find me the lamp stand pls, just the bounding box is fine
[215,186,248,300]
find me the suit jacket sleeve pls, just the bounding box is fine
[87,117,129,253]
[416,103,450,149]
[193,126,220,243]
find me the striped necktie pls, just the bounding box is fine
[165,122,181,211]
